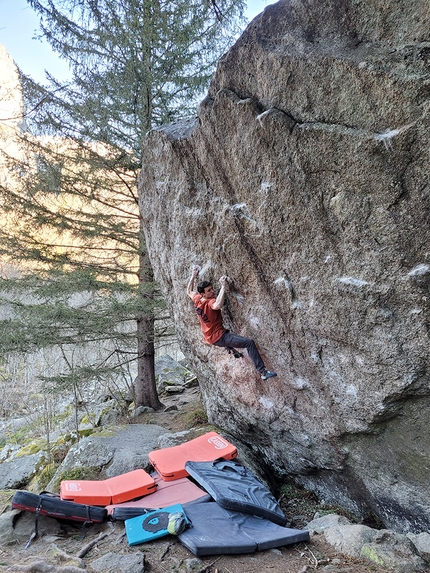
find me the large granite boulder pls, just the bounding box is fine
[46,424,169,491]
[139,0,430,533]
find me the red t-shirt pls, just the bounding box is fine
[192,293,225,345]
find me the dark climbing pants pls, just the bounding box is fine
[213,331,265,373]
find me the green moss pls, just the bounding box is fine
[6,426,32,445]
[95,425,128,437]
[185,408,208,429]
[0,490,15,512]
[279,484,299,498]
[360,545,385,565]
[54,434,74,447]
[59,432,79,445]
[59,466,101,481]
[78,428,95,438]
[79,407,112,428]
[50,465,101,493]
[15,438,49,458]
[28,462,58,492]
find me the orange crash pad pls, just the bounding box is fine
[148,432,237,481]
[60,468,156,505]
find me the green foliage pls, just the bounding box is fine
[15,439,48,458]
[0,271,152,352]
[57,466,101,481]
[0,0,245,408]
[50,465,101,493]
[77,427,96,437]
[6,426,34,446]
[28,460,58,492]
[27,0,246,151]
[185,408,209,429]
[279,483,302,498]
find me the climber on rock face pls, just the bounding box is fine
[186,266,277,381]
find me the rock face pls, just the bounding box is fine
[139,0,430,533]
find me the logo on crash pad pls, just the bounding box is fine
[64,482,82,491]
[208,435,229,449]
[141,511,169,532]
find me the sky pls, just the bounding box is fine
[0,0,273,84]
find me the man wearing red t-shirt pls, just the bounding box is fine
[187,266,277,381]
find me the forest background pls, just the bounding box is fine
[0,0,269,83]
[0,0,270,426]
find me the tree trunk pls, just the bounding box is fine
[134,221,162,410]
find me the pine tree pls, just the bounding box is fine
[0,0,245,408]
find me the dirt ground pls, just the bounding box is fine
[0,385,392,573]
[0,520,391,573]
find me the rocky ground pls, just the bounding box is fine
[0,385,401,573]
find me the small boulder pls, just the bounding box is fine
[0,451,47,489]
[324,523,377,557]
[407,532,430,563]
[305,513,351,534]
[361,530,428,572]
[155,355,198,394]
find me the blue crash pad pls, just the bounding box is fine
[179,502,310,557]
[125,503,189,546]
[185,459,287,525]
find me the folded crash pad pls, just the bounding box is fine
[60,469,156,505]
[179,502,309,557]
[149,431,237,481]
[185,459,287,525]
[12,490,107,524]
[106,472,211,521]
[125,503,189,546]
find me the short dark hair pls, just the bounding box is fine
[197,280,212,294]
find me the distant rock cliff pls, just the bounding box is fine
[139,0,430,533]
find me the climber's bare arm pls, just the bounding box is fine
[187,266,200,300]
[212,276,228,310]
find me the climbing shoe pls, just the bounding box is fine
[227,347,243,359]
[261,370,277,380]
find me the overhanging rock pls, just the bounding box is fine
[139,0,430,533]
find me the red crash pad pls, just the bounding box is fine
[148,431,238,481]
[60,469,156,505]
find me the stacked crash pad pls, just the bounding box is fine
[11,430,310,557]
[185,459,288,525]
[178,502,310,556]
[106,473,211,521]
[148,431,238,480]
[173,458,309,555]
[134,432,309,555]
